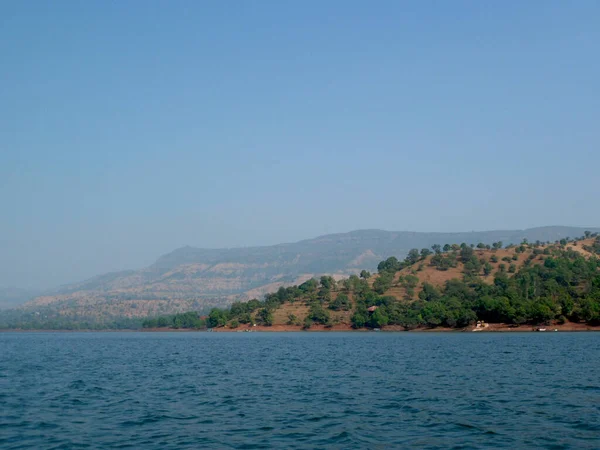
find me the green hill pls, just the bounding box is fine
[144,233,600,331]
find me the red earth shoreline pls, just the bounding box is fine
[3,323,600,332]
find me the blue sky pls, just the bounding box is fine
[1,1,599,288]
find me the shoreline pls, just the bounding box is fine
[2,322,600,333]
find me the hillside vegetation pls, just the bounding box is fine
[143,233,600,331]
[2,228,599,330]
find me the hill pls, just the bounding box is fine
[2,226,599,329]
[144,233,600,331]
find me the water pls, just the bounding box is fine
[1,332,599,449]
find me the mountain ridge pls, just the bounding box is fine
[12,226,600,321]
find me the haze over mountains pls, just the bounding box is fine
[0,287,41,310]
[10,226,597,319]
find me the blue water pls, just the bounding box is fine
[1,332,599,449]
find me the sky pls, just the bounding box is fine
[1,1,599,289]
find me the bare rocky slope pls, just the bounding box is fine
[17,226,600,320]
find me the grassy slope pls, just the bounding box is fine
[239,239,598,329]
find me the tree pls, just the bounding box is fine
[207,308,228,328]
[320,276,335,290]
[246,299,262,312]
[329,293,351,311]
[239,313,253,324]
[420,248,432,259]
[229,302,246,317]
[460,246,474,263]
[351,311,367,328]
[303,317,313,329]
[402,275,419,289]
[530,301,556,324]
[406,249,420,265]
[483,262,493,276]
[419,283,442,302]
[369,308,389,328]
[360,270,371,279]
[443,244,451,252]
[431,253,456,271]
[431,244,442,254]
[378,257,400,273]
[308,303,330,325]
[477,243,486,249]
[373,272,394,294]
[257,308,273,326]
[463,255,482,274]
[299,278,318,293]
[421,302,446,327]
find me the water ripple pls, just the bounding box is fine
[1,332,599,449]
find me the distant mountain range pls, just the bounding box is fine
[12,226,600,320]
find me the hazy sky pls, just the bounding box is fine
[1,1,599,289]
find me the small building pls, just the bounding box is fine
[367,306,378,313]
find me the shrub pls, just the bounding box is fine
[256,308,273,326]
[303,317,313,329]
[329,293,351,311]
[351,311,367,329]
[307,303,330,325]
[287,314,298,325]
[483,262,493,276]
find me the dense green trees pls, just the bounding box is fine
[420,248,432,258]
[460,246,474,262]
[256,308,273,326]
[430,253,457,271]
[207,308,228,328]
[143,311,206,329]
[306,303,330,326]
[320,276,336,290]
[329,293,351,311]
[373,272,394,294]
[406,249,421,265]
[483,262,493,276]
[377,257,401,273]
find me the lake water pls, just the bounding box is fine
[1,332,599,449]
